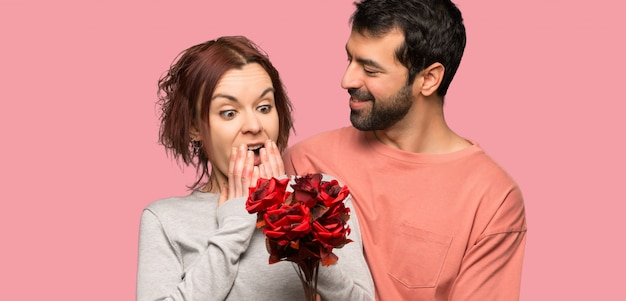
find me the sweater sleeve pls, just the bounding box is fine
[449,186,527,301]
[136,197,256,301]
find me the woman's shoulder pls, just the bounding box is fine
[139,192,221,246]
[144,191,218,217]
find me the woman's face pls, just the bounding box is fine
[202,63,280,188]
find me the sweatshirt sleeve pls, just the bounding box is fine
[283,145,313,176]
[449,186,527,301]
[136,197,256,301]
[315,197,375,301]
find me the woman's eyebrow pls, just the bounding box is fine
[212,87,275,102]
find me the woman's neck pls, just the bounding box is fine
[202,172,223,193]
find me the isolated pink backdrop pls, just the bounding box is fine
[1,0,624,300]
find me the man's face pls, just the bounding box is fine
[342,28,413,131]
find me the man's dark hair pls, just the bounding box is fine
[351,0,466,96]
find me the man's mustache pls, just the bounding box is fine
[348,88,375,101]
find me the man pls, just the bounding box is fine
[283,0,527,300]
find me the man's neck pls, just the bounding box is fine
[372,99,470,154]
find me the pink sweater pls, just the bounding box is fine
[284,126,527,301]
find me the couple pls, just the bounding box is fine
[136,0,527,300]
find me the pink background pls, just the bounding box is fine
[1,0,624,300]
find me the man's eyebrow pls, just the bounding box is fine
[211,87,275,101]
[346,44,385,70]
[355,57,384,70]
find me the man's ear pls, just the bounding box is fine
[416,62,444,97]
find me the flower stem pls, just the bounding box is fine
[297,262,319,301]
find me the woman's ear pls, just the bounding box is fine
[417,62,444,97]
[190,127,201,142]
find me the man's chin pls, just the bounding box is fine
[350,112,370,131]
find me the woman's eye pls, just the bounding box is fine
[219,110,236,119]
[257,105,272,114]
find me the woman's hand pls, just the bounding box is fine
[258,140,284,179]
[218,144,258,205]
[218,140,284,205]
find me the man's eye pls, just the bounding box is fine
[364,69,378,75]
[220,110,236,119]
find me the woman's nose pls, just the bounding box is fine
[241,112,263,134]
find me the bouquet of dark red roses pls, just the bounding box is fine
[246,173,353,301]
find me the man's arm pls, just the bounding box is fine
[449,187,527,301]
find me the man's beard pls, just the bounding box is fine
[349,85,413,131]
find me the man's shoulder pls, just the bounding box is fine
[463,142,521,193]
[283,126,364,174]
[288,126,360,150]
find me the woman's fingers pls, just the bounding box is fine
[217,183,228,206]
[239,149,254,197]
[222,142,282,205]
[251,166,260,189]
[227,146,238,200]
[269,140,284,176]
[226,144,250,201]
[259,140,284,178]
[259,148,269,179]
[264,140,278,176]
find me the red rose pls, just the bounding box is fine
[266,239,295,264]
[266,238,321,268]
[246,177,290,214]
[324,200,351,226]
[263,203,312,247]
[249,173,354,278]
[291,173,323,208]
[312,219,351,266]
[318,180,350,207]
[311,202,352,264]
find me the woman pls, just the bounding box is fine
[136,36,374,301]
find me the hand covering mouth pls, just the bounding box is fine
[247,144,264,156]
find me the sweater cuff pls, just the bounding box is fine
[216,196,256,226]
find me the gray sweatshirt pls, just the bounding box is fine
[136,175,374,301]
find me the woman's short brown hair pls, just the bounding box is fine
[157,36,294,189]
